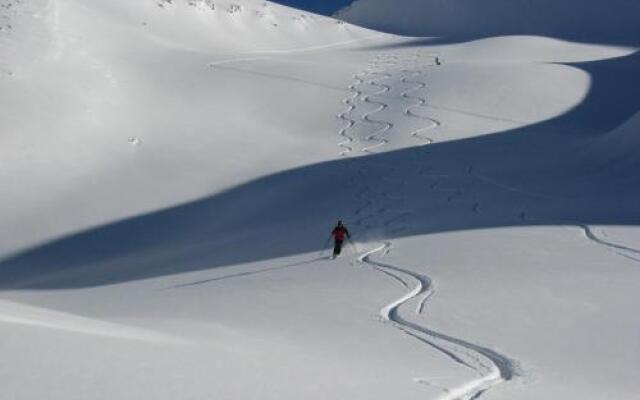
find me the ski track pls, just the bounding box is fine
[576,223,640,255]
[569,222,640,263]
[160,257,325,291]
[469,168,640,263]
[360,71,393,154]
[358,243,517,400]
[399,58,480,217]
[207,33,385,67]
[424,103,528,125]
[422,168,481,216]
[400,70,440,144]
[337,73,363,156]
[338,52,518,399]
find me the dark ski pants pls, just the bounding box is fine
[333,240,344,256]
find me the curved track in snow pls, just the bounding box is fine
[571,223,640,255]
[337,73,363,156]
[400,71,440,144]
[338,52,518,399]
[359,243,518,400]
[469,168,640,263]
[569,222,640,263]
[360,71,394,153]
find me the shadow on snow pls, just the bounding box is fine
[1,50,639,289]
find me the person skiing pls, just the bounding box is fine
[331,220,351,258]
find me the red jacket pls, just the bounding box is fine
[332,226,350,241]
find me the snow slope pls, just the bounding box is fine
[1,0,640,399]
[0,0,380,255]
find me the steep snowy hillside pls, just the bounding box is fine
[2,1,640,400]
[338,0,640,44]
[0,0,379,255]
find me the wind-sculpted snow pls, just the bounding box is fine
[0,299,186,344]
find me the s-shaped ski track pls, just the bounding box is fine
[359,244,518,400]
[339,52,518,399]
[360,71,394,154]
[400,70,441,144]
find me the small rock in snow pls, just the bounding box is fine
[188,0,215,11]
[227,4,242,14]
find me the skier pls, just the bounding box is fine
[331,220,351,258]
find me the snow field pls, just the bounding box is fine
[1,1,640,399]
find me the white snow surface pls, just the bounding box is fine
[1,1,640,399]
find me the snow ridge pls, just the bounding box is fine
[0,299,185,344]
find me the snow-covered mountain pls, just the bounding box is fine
[338,0,640,44]
[1,1,639,399]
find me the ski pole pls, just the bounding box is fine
[320,236,332,257]
[347,237,357,256]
